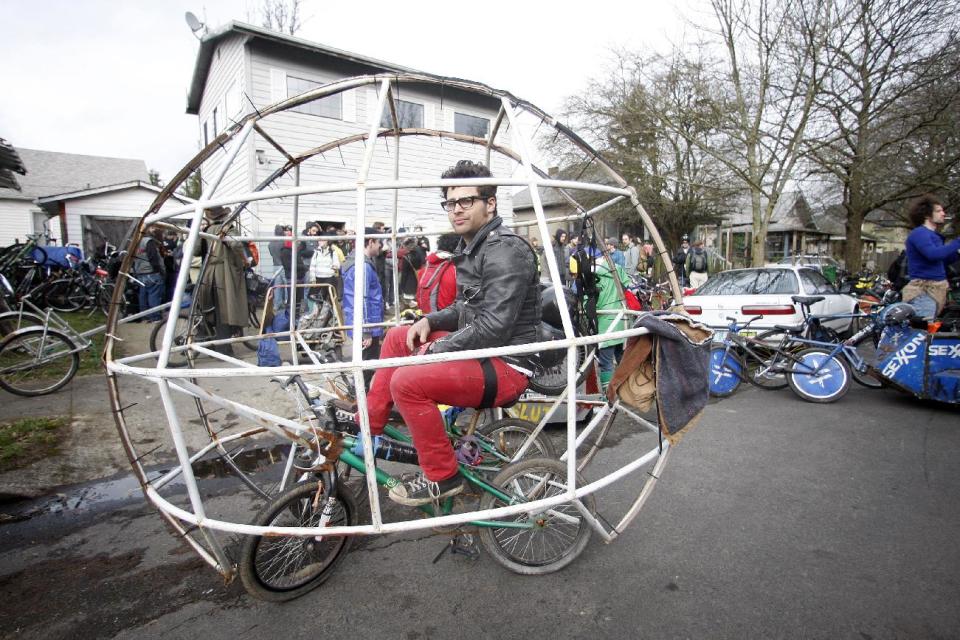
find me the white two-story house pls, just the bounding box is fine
[186,21,517,269]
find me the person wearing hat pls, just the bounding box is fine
[197,206,249,356]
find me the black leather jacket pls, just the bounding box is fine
[426,217,541,370]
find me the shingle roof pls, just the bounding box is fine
[0,148,149,201]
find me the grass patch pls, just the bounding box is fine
[58,311,107,376]
[0,416,69,472]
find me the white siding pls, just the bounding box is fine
[0,199,44,247]
[197,33,251,215]
[245,47,516,248]
[63,188,189,250]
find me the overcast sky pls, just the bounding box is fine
[1,0,693,183]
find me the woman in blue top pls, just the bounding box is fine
[903,195,960,319]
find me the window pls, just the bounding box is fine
[799,269,836,295]
[454,112,489,137]
[696,268,799,296]
[287,76,342,119]
[380,99,424,129]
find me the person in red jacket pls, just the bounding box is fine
[415,233,459,314]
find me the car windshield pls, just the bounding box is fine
[695,268,799,295]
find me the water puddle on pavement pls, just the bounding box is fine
[0,443,291,524]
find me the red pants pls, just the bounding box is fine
[365,325,529,481]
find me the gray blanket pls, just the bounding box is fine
[609,312,712,443]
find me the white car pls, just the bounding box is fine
[683,266,858,341]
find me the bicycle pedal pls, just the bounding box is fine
[431,533,479,564]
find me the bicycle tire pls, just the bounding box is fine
[239,480,356,602]
[478,457,594,575]
[744,329,798,390]
[0,327,79,396]
[150,311,203,368]
[239,306,262,351]
[708,345,743,397]
[527,344,593,396]
[786,348,851,403]
[802,324,880,390]
[472,418,557,475]
[43,278,84,312]
[0,310,46,337]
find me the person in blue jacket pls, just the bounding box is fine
[903,195,960,319]
[342,227,384,388]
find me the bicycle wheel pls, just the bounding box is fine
[786,348,851,403]
[708,345,743,397]
[238,306,263,351]
[239,480,357,602]
[0,311,46,336]
[150,312,197,368]
[0,327,79,396]
[745,330,797,390]
[478,457,594,575]
[472,418,557,475]
[42,279,84,313]
[527,344,594,396]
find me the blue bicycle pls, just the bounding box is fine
[709,312,854,403]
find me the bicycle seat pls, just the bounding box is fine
[791,295,824,307]
[774,324,802,333]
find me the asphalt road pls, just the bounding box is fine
[1,382,958,640]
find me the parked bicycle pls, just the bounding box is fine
[708,296,864,403]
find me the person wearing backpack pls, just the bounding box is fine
[685,240,709,289]
[416,233,458,314]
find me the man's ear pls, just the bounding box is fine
[486,196,497,216]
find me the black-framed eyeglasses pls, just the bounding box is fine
[440,196,489,212]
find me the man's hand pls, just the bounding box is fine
[406,317,431,352]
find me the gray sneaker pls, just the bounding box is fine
[388,472,464,506]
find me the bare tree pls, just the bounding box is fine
[563,50,736,249]
[258,0,302,35]
[648,0,830,265]
[805,0,960,268]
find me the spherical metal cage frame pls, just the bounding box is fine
[102,73,685,579]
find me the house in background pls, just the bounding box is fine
[0,148,188,253]
[714,191,878,268]
[37,181,192,257]
[186,21,517,269]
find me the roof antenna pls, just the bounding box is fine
[185,11,207,40]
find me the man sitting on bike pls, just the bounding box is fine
[354,160,541,506]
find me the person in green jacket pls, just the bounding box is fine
[589,254,631,390]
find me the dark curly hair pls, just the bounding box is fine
[441,160,497,204]
[907,194,943,228]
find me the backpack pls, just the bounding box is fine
[887,251,909,291]
[690,249,707,273]
[416,259,454,314]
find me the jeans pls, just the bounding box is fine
[908,292,937,320]
[138,273,165,321]
[364,326,529,481]
[597,343,624,375]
